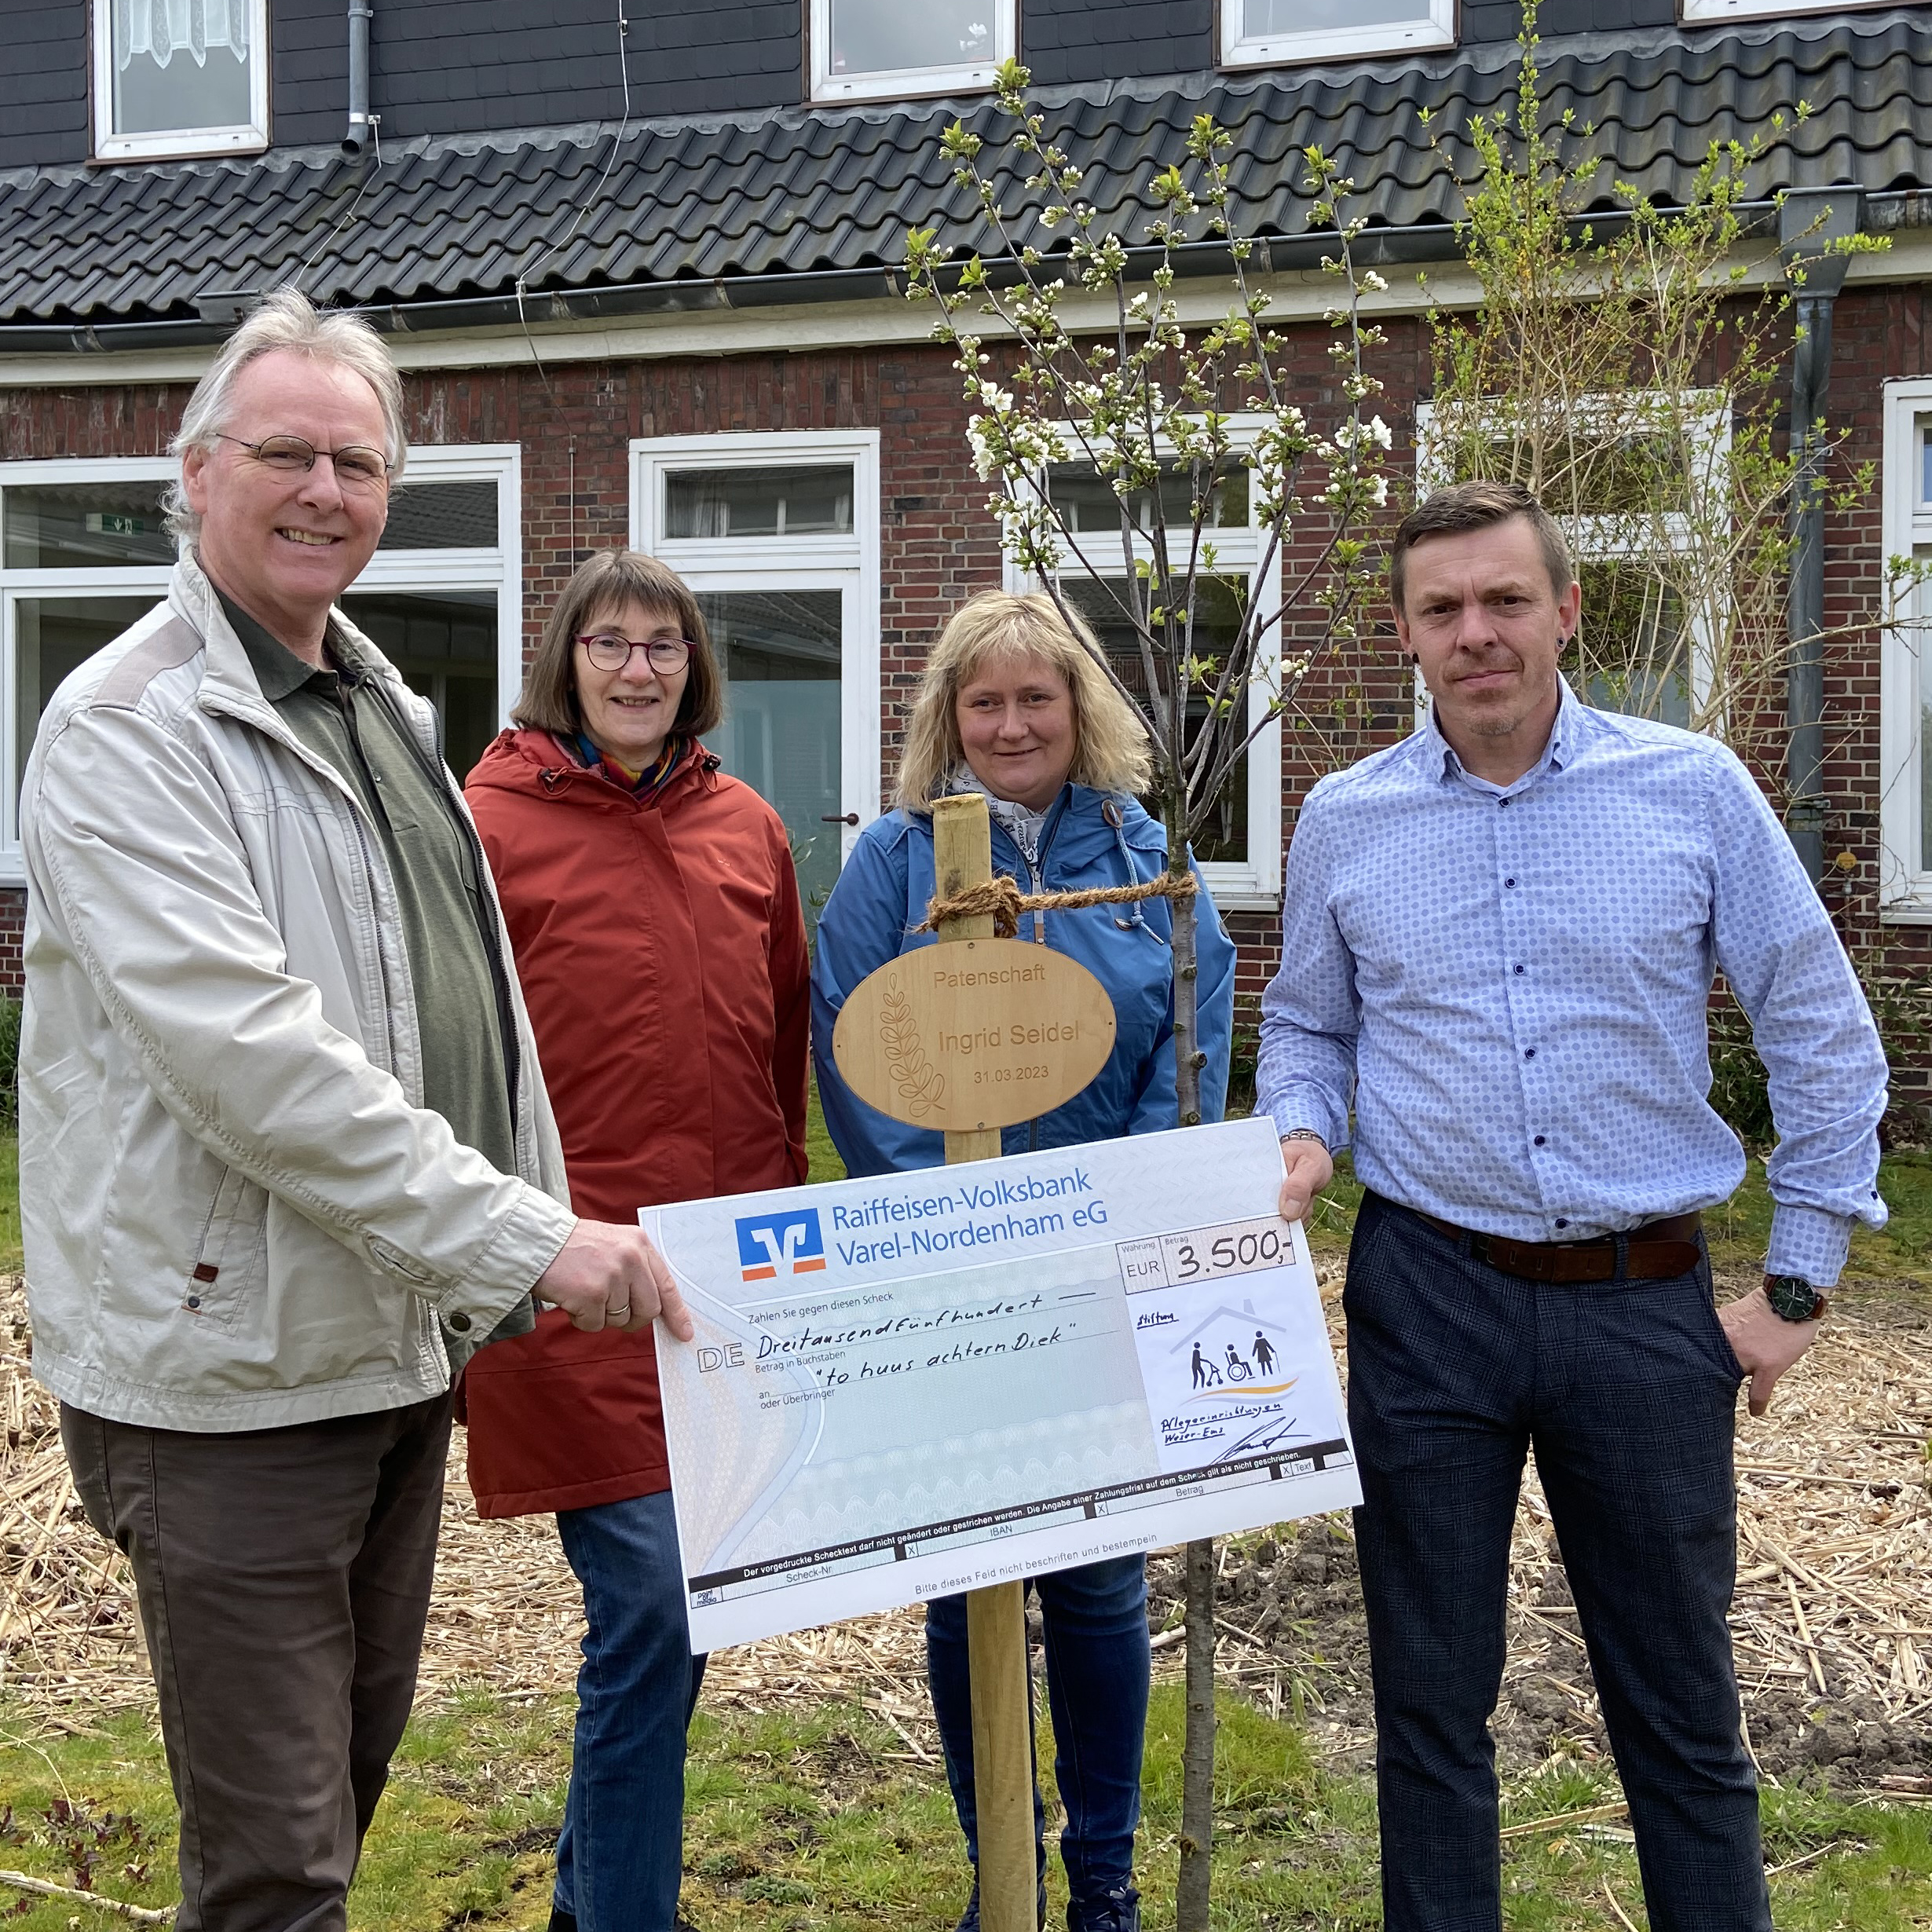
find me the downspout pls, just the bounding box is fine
[342,0,374,156]
[1778,187,1861,886]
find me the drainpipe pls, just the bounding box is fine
[342,0,375,156]
[1778,187,1861,886]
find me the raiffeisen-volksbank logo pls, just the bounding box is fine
[736,1206,828,1282]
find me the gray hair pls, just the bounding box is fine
[163,286,408,544]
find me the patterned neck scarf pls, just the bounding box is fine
[573,732,686,798]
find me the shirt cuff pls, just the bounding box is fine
[1257,1088,1351,1155]
[1766,1204,1853,1287]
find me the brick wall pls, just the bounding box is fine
[3,283,1929,1109]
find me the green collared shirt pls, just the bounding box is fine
[221,592,518,1180]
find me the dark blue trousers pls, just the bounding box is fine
[925,1555,1151,1910]
[1345,1192,1770,1932]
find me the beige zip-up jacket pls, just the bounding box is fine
[20,554,576,1432]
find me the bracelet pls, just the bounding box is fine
[1281,1129,1327,1151]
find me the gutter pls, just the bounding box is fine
[0,219,1475,355]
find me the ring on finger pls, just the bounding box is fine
[609,1303,632,1319]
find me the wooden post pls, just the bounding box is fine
[934,792,1037,1932]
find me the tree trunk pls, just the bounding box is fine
[1166,814,1216,1932]
[1176,1535,1217,1930]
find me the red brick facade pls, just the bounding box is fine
[2,284,1927,1108]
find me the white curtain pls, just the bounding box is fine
[115,0,251,69]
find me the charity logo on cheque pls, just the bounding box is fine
[736,1207,828,1282]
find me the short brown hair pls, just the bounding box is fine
[512,549,723,739]
[1390,481,1575,612]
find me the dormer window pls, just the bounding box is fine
[93,0,269,163]
[810,0,1015,104]
[1220,0,1453,68]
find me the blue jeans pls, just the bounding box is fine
[925,1556,1150,1907]
[553,1490,707,1932]
[1345,1192,1768,1932]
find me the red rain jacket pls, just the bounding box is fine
[458,730,810,1517]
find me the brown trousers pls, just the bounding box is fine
[61,1392,455,1932]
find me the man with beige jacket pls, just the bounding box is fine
[20,288,691,1932]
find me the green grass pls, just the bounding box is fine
[5,1690,1932,1930]
[0,1132,17,1275]
[805,1081,847,1186]
[1300,1146,1932,1283]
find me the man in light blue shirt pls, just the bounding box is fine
[1257,481,1887,1932]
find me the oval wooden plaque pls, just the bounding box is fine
[832,939,1118,1132]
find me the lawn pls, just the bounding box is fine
[5,1682,1932,1930]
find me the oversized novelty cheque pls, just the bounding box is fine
[649,1114,1360,1652]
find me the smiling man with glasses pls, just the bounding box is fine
[18,287,692,1932]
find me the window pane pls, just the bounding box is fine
[1920,551,1932,872]
[664,467,854,540]
[1242,0,1432,29]
[1061,576,1250,866]
[340,590,500,782]
[826,0,993,75]
[378,481,499,552]
[16,597,165,793]
[112,0,255,134]
[4,482,174,568]
[1922,423,1932,507]
[1045,465,1249,536]
[700,591,844,925]
[1570,560,1692,729]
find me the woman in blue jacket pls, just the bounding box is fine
[812,590,1236,1932]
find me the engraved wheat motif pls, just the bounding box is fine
[879,969,946,1117]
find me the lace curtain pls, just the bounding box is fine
[115,0,251,69]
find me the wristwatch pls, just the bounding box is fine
[1764,1273,1830,1323]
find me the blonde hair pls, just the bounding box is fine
[895,591,1153,813]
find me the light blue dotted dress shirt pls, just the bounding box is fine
[1255,682,1889,1286]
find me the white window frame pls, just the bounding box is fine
[352,442,524,760]
[1681,0,1892,20]
[1220,0,1454,71]
[630,430,882,867]
[1411,394,1729,734]
[0,456,179,884]
[809,0,1015,104]
[1879,378,1932,921]
[1009,417,1285,912]
[91,0,270,162]
[0,447,521,885]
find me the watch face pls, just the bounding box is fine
[1766,1274,1820,1322]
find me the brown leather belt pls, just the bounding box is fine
[1392,1198,1703,1283]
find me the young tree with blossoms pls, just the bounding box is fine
[906,65,1393,1929]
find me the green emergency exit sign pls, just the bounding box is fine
[86,512,148,536]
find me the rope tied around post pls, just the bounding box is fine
[918,871,1197,939]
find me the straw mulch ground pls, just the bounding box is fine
[6,1268,1931,1788]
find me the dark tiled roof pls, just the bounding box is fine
[2,9,1927,330]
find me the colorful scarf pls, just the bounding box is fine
[573,732,686,799]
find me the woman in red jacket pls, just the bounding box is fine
[463,548,809,1932]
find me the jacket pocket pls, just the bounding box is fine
[181,1164,269,1330]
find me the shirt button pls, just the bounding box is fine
[1533,1135,1547,1146]
[1513,964,1525,975]
[185,1294,202,1310]
[448,1311,473,1333]
[1524,1048,1536,1059]
[1499,797,1511,808]
[1505,878,1517,888]
[1554,1218,1569,1229]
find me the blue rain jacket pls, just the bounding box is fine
[812,785,1238,1175]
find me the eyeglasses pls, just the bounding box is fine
[575,634,694,674]
[215,433,392,488]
